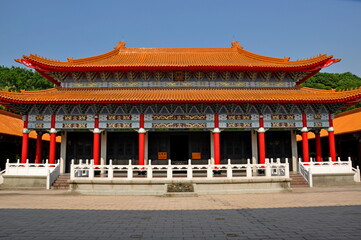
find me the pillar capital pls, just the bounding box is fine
[301,127,308,133]
[212,128,222,133]
[49,128,57,134]
[138,128,147,134]
[92,128,103,134]
[23,128,31,134]
[257,127,266,133]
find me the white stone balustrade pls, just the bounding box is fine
[298,157,360,187]
[70,158,290,181]
[4,159,61,189]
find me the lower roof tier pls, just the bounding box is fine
[1,87,360,105]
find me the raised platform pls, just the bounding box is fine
[1,175,47,189]
[312,173,356,187]
[68,178,292,195]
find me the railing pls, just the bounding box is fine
[4,159,61,189]
[0,169,6,185]
[353,166,361,183]
[70,158,290,180]
[298,157,359,187]
[298,161,313,187]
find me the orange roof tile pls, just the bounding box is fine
[0,110,60,142]
[17,41,339,72]
[0,87,360,104]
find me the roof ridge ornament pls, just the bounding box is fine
[114,41,126,50]
[231,41,243,49]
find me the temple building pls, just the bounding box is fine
[1,41,361,175]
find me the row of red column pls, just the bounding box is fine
[21,115,58,164]
[301,113,337,162]
[21,113,337,165]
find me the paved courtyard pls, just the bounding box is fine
[0,186,361,239]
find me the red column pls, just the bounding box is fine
[35,132,43,164]
[93,114,101,165]
[213,114,221,165]
[21,115,29,163]
[138,114,145,165]
[301,113,309,162]
[49,114,57,164]
[315,131,322,162]
[258,114,265,164]
[328,114,336,162]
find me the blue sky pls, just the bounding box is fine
[1,0,360,76]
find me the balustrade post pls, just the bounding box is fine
[127,160,133,179]
[187,159,192,179]
[285,158,290,178]
[207,160,213,179]
[89,163,94,179]
[108,160,113,180]
[70,159,75,179]
[147,160,153,179]
[167,167,172,179]
[246,159,252,178]
[226,159,232,178]
[265,159,271,177]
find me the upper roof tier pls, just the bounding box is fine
[16,41,340,72]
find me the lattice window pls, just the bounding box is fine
[72,72,83,81]
[260,71,272,81]
[207,71,217,81]
[233,71,244,81]
[288,72,308,82]
[85,72,97,82]
[246,71,258,81]
[220,71,231,81]
[194,71,204,81]
[127,71,137,81]
[114,71,125,81]
[274,72,286,81]
[100,72,112,82]
[154,71,164,81]
[140,72,151,81]
[50,72,68,82]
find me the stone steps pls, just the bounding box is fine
[51,174,70,190]
[290,173,309,188]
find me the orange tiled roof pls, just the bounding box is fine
[0,110,60,142]
[1,87,361,104]
[17,41,339,72]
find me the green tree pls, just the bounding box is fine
[302,72,361,112]
[0,66,54,92]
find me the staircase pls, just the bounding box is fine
[51,174,70,190]
[290,173,309,188]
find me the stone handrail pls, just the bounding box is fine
[5,159,61,189]
[70,158,290,180]
[298,157,359,187]
[0,169,5,184]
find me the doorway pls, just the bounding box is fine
[170,135,189,162]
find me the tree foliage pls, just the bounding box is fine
[302,72,361,111]
[302,72,361,90]
[0,66,54,92]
